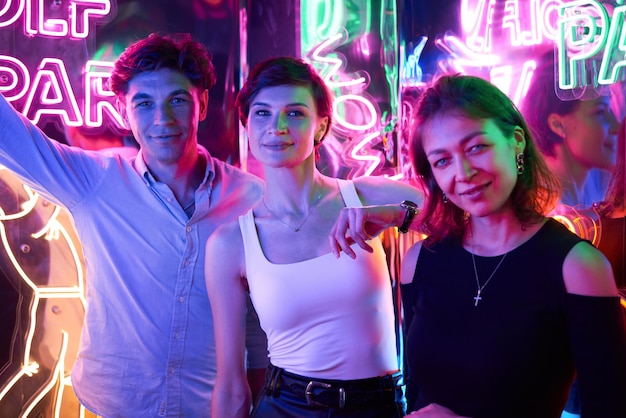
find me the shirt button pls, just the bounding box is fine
[175,333,181,339]
[178,296,185,302]
[186,226,192,233]
[184,260,190,267]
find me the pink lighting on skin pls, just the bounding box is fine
[0,0,111,39]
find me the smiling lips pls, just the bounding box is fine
[263,142,292,150]
[151,133,181,141]
[460,182,490,198]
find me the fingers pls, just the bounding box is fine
[329,213,356,259]
[329,208,373,259]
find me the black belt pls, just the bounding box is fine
[265,364,403,409]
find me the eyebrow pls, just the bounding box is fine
[130,89,192,102]
[250,101,311,108]
[426,130,486,157]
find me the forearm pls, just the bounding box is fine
[0,93,95,204]
[212,380,251,418]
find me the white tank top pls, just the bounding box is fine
[239,179,398,379]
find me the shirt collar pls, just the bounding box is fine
[134,145,216,187]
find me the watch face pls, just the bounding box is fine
[402,200,418,211]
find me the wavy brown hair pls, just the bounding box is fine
[411,74,561,244]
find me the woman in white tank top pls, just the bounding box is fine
[205,57,422,418]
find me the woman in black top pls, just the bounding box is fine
[331,74,626,418]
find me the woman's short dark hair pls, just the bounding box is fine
[236,57,333,141]
[108,32,216,96]
[411,74,561,243]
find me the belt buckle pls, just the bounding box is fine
[305,381,347,408]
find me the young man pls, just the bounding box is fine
[0,33,266,417]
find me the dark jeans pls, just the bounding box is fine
[251,364,406,418]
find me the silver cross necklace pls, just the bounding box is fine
[470,251,508,306]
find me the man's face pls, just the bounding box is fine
[118,68,208,169]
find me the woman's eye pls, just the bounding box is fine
[255,110,270,116]
[287,110,305,117]
[432,158,449,168]
[468,144,486,153]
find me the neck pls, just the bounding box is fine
[147,151,205,205]
[465,213,535,256]
[262,162,323,209]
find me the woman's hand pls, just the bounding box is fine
[405,403,472,418]
[329,204,404,259]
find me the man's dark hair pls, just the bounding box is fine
[109,32,217,96]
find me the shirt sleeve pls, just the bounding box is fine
[0,94,108,208]
[245,292,269,369]
[566,293,626,418]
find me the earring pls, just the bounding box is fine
[516,152,525,175]
[443,193,448,204]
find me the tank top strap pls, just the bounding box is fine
[336,179,362,208]
[238,209,267,266]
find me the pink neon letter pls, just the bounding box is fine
[23,58,82,126]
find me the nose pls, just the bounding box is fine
[154,103,175,125]
[454,157,476,181]
[270,113,288,134]
[608,111,619,134]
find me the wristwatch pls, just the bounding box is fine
[399,200,419,233]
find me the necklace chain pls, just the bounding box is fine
[262,191,324,232]
[471,251,508,306]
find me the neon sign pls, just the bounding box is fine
[0,0,119,130]
[0,0,112,39]
[1,56,124,130]
[427,0,564,103]
[461,0,562,52]
[557,0,626,90]
[0,168,88,417]
[300,0,399,178]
